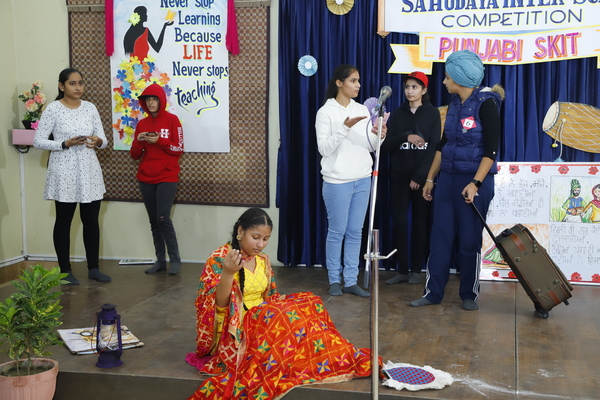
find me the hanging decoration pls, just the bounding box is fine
[298,55,318,77]
[326,0,354,15]
[363,97,389,125]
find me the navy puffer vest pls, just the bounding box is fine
[441,87,502,174]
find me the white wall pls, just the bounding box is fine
[0,0,23,265]
[2,0,281,267]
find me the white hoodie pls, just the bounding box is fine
[315,98,380,184]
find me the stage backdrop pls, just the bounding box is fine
[110,0,230,152]
[481,162,600,286]
[66,0,269,206]
[276,0,600,268]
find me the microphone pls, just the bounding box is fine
[374,86,392,112]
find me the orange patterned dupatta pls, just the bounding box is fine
[186,245,375,399]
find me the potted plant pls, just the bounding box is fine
[0,265,67,400]
[18,81,46,130]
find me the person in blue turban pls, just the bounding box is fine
[410,50,505,311]
[445,49,485,88]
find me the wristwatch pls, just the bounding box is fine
[471,179,482,188]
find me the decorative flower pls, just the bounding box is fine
[18,81,46,122]
[363,97,390,125]
[570,272,582,282]
[298,55,318,77]
[558,165,569,175]
[509,165,520,174]
[589,166,598,175]
[31,121,40,130]
[507,271,516,279]
[326,0,354,15]
[112,54,172,146]
[531,165,541,173]
[497,164,502,172]
[592,274,600,283]
[128,12,141,26]
[492,271,499,277]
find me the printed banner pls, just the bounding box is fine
[480,162,600,285]
[382,0,598,34]
[416,26,600,65]
[380,0,600,72]
[110,0,230,152]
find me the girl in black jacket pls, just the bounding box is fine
[381,72,441,285]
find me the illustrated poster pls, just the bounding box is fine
[480,162,600,285]
[110,0,230,152]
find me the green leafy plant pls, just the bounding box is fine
[0,265,67,376]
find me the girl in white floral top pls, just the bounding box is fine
[33,68,110,285]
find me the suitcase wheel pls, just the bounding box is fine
[534,303,550,319]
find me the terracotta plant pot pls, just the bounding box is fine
[0,358,58,400]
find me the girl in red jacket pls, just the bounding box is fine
[130,83,184,274]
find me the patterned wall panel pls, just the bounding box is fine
[67,2,269,206]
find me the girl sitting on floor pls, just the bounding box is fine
[186,208,376,399]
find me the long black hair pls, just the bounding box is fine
[323,64,358,105]
[56,68,83,101]
[230,208,273,298]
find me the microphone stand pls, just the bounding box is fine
[363,104,397,399]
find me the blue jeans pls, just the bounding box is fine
[322,177,371,287]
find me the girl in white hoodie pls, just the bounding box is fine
[315,64,386,297]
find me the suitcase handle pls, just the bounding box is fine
[470,202,499,246]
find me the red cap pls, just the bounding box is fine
[405,71,429,88]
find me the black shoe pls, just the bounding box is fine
[88,268,112,282]
[145,261,167,274]
[63,272,80,285]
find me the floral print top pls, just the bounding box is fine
[34,100,107,203]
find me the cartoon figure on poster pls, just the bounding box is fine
[112,6,175,147]
[581,183,600,223]
[561,179,584,223]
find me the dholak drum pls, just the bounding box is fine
[542,101,600,153]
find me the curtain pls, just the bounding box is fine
[277,0,600,267]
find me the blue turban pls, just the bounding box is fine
[445,50,484,88]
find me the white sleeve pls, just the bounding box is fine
[33,104,62,151]
[315,107,349,157]
[90,104,108,149]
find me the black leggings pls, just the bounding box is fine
[53,200,101,272]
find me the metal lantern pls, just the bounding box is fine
[95,303,123,368]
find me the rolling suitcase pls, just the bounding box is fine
[471,203,573,318]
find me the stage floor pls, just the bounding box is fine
[1,260,598,400]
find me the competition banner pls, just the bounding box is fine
[110,0,230,152]
[379,0,600,72]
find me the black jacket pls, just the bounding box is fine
[381,101,441,185]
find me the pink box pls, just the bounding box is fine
[12,129,35,146]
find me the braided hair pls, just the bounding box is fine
[230,208,273,304]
